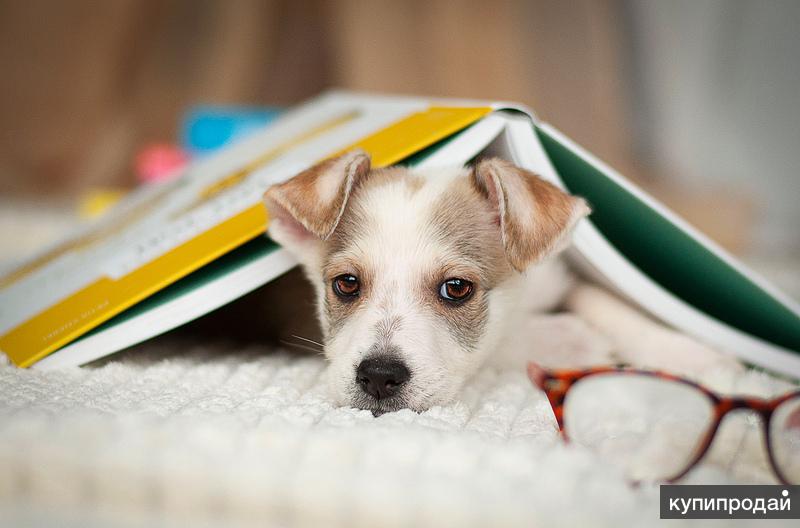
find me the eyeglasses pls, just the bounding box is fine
[526,362,800,484]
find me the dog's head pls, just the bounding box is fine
[264,150,589,414]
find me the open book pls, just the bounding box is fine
[2,92,799,377]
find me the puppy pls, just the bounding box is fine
[264,150,735,414]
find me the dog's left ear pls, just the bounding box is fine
[472,158,590,272]
[264,150,371,266]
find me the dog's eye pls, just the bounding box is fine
[439,278,474,303]
[332,274,360,298]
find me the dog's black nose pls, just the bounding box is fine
[356,358,410,400]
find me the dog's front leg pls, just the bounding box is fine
[490,312,617,370]
[565,283,743,378]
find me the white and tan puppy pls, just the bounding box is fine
[264,150,734,415]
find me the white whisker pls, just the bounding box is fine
[291,334,325,348]
[280,340,326,356]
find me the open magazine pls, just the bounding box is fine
[1,92,799,377]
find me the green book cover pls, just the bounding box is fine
[536,125,800,354]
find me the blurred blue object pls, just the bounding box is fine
[181,106,283,154]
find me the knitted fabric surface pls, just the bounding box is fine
[0,342,796,528]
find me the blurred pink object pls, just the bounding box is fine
[135,144,190,183]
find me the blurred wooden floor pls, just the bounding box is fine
[0,0,634,193]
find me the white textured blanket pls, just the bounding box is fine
[0,341,795,527]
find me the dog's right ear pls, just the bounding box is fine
[264,150,371,266]
[472,158,590,272]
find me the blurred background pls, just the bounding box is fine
[0,0,797,293]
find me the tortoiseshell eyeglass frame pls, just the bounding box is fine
[526,362,800,485]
